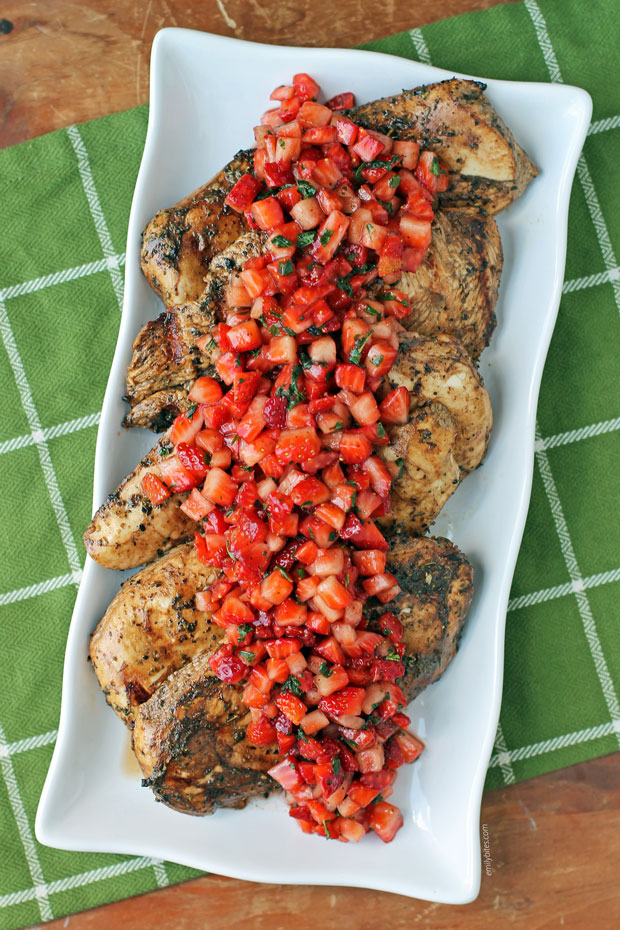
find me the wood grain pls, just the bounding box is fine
[0,0,515,148]
[7,2,619,928]
[36,754,620,930]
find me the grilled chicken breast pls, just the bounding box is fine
[83,429,194,570]
[350,78,538,214]
[90,543,222,723]
[131,534,474,814]
[141,150,253,307]
[125,231,263,427]
[379,331,492,534]
[394,211,502,360]
[126,212,500,431]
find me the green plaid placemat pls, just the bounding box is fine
[0,0,618,924]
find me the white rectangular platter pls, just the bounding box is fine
[36,27,591,903]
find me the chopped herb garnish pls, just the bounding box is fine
[296,229,317,248]
[370,353,383,366]
[385,648,401,661]
[281,676,303,696]
[237,623,253,638]
[278,259,294,275]
[318,661,332,678]
[388,175,401,189]
[376,422,386,438]
[225,540,237,561]
[276,565,293,581]
[363,303,380,317]
[332,421,343,431]
[320,229,334,247]
[158,442,173,457]
[296,726,309,742]
[331,757,341,775]
[349,331,372,366]
[186,404,197,418]
[395,457,405,479]
[272,234,294,248]
[430,156,440,177]
[239,650,256,662]
[297,180,317,198]
[323,820,331,839]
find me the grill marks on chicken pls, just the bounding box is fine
[394,211,503,360]
[141,150,254,307]
[90,544,222,723]
[133,655,276,814]
[125,232,264,429]
[350,78,538,214]
[83,429,195,570]
[379,332,492,534]
[128,535,472,815]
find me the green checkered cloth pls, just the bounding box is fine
[0,0,618,924]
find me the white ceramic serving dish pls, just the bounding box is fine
[36,28,591,903]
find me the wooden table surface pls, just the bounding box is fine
[2,2,618,928]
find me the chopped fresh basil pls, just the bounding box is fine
[388,174,401,189]
[296,229,317,248]
[237,623,253,638]
[281,676,303,696]
[430,156,440,177]
[158,442,173,457]
[376,422,386,438]
[272,234,294,248]
[297,180,317,199]
[276,565,293,582]
[318,661,332,678]
[278,259,294,275]
[331,757,341,776]
[239,650,256,662]
[349,331,372,366]
[186,404,197,418]
[320,229,334,247]
[370,353,383,367]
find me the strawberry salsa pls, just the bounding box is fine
[140,72,447,843]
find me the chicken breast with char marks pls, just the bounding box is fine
[125,231,264,429]
[83,429,195,570]
[141,149,253,307]
[130,534,474,815]
[390,210,503,360]
[90,543,222,723]
[379,331,492,535]
[350,78,538,214]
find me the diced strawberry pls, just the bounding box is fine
[379,386,410,424]
[171,408,204,446]
[179,487,211,521]
[275,427,321,465]
[366,801,404,843]
[339,431,373,464]
[261,569,294,605]
[325,92,355,111]
[225,173,262,212]
[318,686,365,720]
[188,377,223,406]
[275,691,307,725]
[400,212,432,250]
[141,472,170,505]
[209,644,245,684]
[340,513,389,551]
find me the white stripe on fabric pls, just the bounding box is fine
[152,860,169,888]
[534,423,620,747]
[508,566,620,612]
[587,114,620,135]
[0,720,53,920]
[524,0,620,314]
[66,125,125,311]
[0,730,57,759]
[0,255,126,303]
[534,415,620,451]
[0,410,101,457]
[0,856,165,910]
[0,572,81,608]
[489,720,620,767]
[0,298,82,575]
[492,722,516,785]
[408,28,432,64]
[562,267,620,294]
